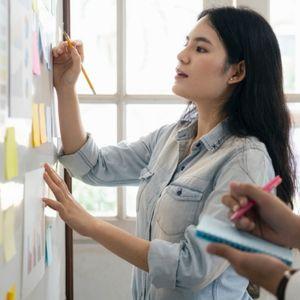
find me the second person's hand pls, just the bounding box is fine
[52,40,84,91]
[222,182,300,249]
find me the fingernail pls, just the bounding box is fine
[233,205,239,212]
[240,197,247,206]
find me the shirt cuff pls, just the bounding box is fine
[148,239,180,289]
[58,133,99,178]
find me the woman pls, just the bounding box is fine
[207,182,300,300]
[44,6,296,300]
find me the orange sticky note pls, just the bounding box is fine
[4,206,16,262]
[32,104,41,147]
[39,103,47,144]
[4,127,19,180]
[6,284,16,300]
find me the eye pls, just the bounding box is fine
[196,46,207,53]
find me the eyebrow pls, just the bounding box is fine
[186,35,213,45]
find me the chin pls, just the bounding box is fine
[172,85,193,101]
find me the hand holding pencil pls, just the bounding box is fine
[52,34,96,94]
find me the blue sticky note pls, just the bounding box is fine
[45,225,53,266]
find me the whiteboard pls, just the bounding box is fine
[0,0,66,299]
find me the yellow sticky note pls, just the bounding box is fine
[0,208,3,245]
[32,0,38,12]
[32,104,41,147]
[39,104,47,144]
[4,206,16,262]
[4,127,19,180]
[6,284,16,300]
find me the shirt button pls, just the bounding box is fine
[180,166,185,171]
[177,189,182,196]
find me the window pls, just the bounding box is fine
[270,0,300,93]
[70,1,202,221]
[70,0,300,223]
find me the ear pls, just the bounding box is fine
[227,60,246,85]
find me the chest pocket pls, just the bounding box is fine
[156,183,205,236]
[136,167,155,212]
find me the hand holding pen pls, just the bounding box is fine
[230,176,282,221]
[221,179,300,248]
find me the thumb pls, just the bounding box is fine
[207,243,239,264]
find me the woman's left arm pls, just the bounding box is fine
[43,163,150,272]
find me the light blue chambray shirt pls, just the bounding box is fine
[59,119,275,300]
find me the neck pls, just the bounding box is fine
[194,106,225,140]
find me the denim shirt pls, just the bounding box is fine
[59,119,275,300]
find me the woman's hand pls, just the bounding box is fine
[42,163,95,237]
[52,40,84,91]
[207,243,289,295]
[222,182,300,249]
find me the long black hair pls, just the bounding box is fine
[183,7,296,207]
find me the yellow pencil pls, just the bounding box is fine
[63,31,96,95]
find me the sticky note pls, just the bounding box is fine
[32,0,38,12]
[0,207,3,245]
[4,206,16,262]
[6,284,16,300]
[4,127,19,180]
[39,104,47,144]
[32,104,41,147]
[33,31,41,75]
[45,225,53,266]
[45,106,52,141]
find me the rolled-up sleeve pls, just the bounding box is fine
[58,124,175,186]
[148,147,275,289]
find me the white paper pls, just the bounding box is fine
[10,0,33,118]
[22,168,46,299]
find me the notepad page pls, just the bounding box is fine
[196,215,292,265]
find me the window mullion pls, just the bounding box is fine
[117,0,127,220]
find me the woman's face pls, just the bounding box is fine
[172,16,234,106]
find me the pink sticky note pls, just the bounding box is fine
[33,31,41,75]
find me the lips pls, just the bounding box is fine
[176,68,188,78]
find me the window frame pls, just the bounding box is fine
[72,0,300,241]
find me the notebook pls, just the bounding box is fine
[196,215,292,266]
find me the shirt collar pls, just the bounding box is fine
[176,118,230,152]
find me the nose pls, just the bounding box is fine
[177,47,190,64]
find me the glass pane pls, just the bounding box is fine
[125,103,186,216]
[288,104,300,212]
[126,0,202,94]
[72,104,117,216]
[270,0,300,93]
[71,0,116,94]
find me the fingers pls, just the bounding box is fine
[43,198,63,212]
[52,41,68,58]
[222,194,240,212]
[72,40,84,62]
[230,182,272,207]
[207,243,241,265]
[235,217,256,232]
[43,172,66,202]
[44,163,67,189]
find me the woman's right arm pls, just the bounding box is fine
[53,40,87,154]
